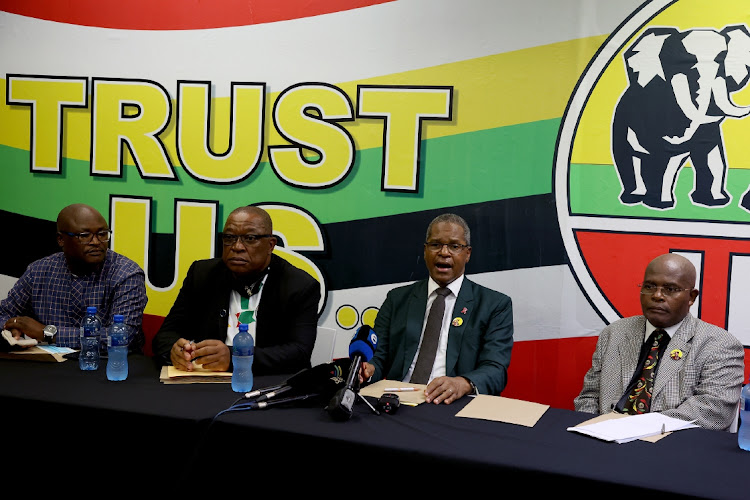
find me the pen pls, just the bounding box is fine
[661,423,666,435]
[384,387,418,392]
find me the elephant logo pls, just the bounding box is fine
[612,25,750,210]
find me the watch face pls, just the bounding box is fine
[44,325,57,336]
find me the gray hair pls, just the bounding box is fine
[425,213,470,246]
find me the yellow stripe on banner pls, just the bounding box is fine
[0,35,606,163]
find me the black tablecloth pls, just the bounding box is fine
[3,355,749,497]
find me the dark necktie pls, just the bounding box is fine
[410,287,451,384]
[623,329,666,415]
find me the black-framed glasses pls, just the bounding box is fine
[59,230,112,243]
[220,233,272,246]
[638,283,691,297]
[425,242,470,255]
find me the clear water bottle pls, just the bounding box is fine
[79,306,101,371]
[232,323,254,393]
[739,379,750,450]
[106,314,129,381]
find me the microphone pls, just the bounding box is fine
[254,360,347,403]
[245,373,347,409]
[326,325,378,421]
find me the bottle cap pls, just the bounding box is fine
[86,306,97,314]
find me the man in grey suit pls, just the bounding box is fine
[361,213,513,405]
[575,253,744,430]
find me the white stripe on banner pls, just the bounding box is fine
[0,0,644,94]
[319,263,606,359]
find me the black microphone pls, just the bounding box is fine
[326,325,378,421]
[255,360,347,402]
[247,374,346,409]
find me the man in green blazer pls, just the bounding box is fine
[362,214,513,404]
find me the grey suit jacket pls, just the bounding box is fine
[574,314,744,431]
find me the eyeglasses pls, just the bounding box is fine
[220,233,272,246]
[638,283,691,296]
[59,230,112,243]
[425,242,470,254]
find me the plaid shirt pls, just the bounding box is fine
[0,250,147,350]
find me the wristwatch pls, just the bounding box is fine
[43,324,57,344]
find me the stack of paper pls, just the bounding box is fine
[159,365,232,384]
[568,412,698,443]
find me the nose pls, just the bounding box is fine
[230,237,246,252]
[437,244,451,256]
[651,286,666,300]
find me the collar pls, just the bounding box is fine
[230,265,271,299]
[644,316,685,343]
[427,274,464,298]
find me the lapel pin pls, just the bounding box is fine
[670,349,683,361]
[452,317,463,327]
[461,307,468,314]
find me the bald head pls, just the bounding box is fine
[644,253,696,289]
[55,204,110,274]
[226,206,272,234]
[57,204,106,232]
[640,253,699,328]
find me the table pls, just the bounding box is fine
[2,355,748,497]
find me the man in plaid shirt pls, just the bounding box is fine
[0,204,147,351]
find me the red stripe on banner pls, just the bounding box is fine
[576,231,750,330]
[0,0,394,30]
[503,337,750,410]
[502,337,598,410]
[142,313,165,357]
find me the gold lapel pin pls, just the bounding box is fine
[452,317,463,327]
[670,349,683,361]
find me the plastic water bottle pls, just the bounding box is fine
[232,323,254,393]
[79,306,101,371]
[106,314,129,381]
[739,379,750,450]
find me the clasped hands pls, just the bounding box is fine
[360,361,472,405]
[170,338,231,372]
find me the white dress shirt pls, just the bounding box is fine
[403,274,464,384]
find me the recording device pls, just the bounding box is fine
[377,393,400,415]
[244,361,346,402]
[326,325,378,421]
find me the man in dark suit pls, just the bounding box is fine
[362,214,513,404]
[575,253,744,430]
[152,206,320,375]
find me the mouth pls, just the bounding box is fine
[434,261,453,271]
[227,258,249,266]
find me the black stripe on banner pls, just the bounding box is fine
[310,193,567,290]
[0,193,567,291]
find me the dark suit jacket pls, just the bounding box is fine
[152,254,320,375]
[370,277,513,395]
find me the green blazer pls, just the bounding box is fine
[371,277,513,395]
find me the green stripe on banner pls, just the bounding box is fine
[569,163,750,222]
[0,118,560,229]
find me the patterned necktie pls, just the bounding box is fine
[624,329,666,415]
[410,287,451,384]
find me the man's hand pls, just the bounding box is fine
[170,338,197,371]
[424,376,472,404]
[359,361,375,384]
[192,340,231,371]
[4,316,44,342]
